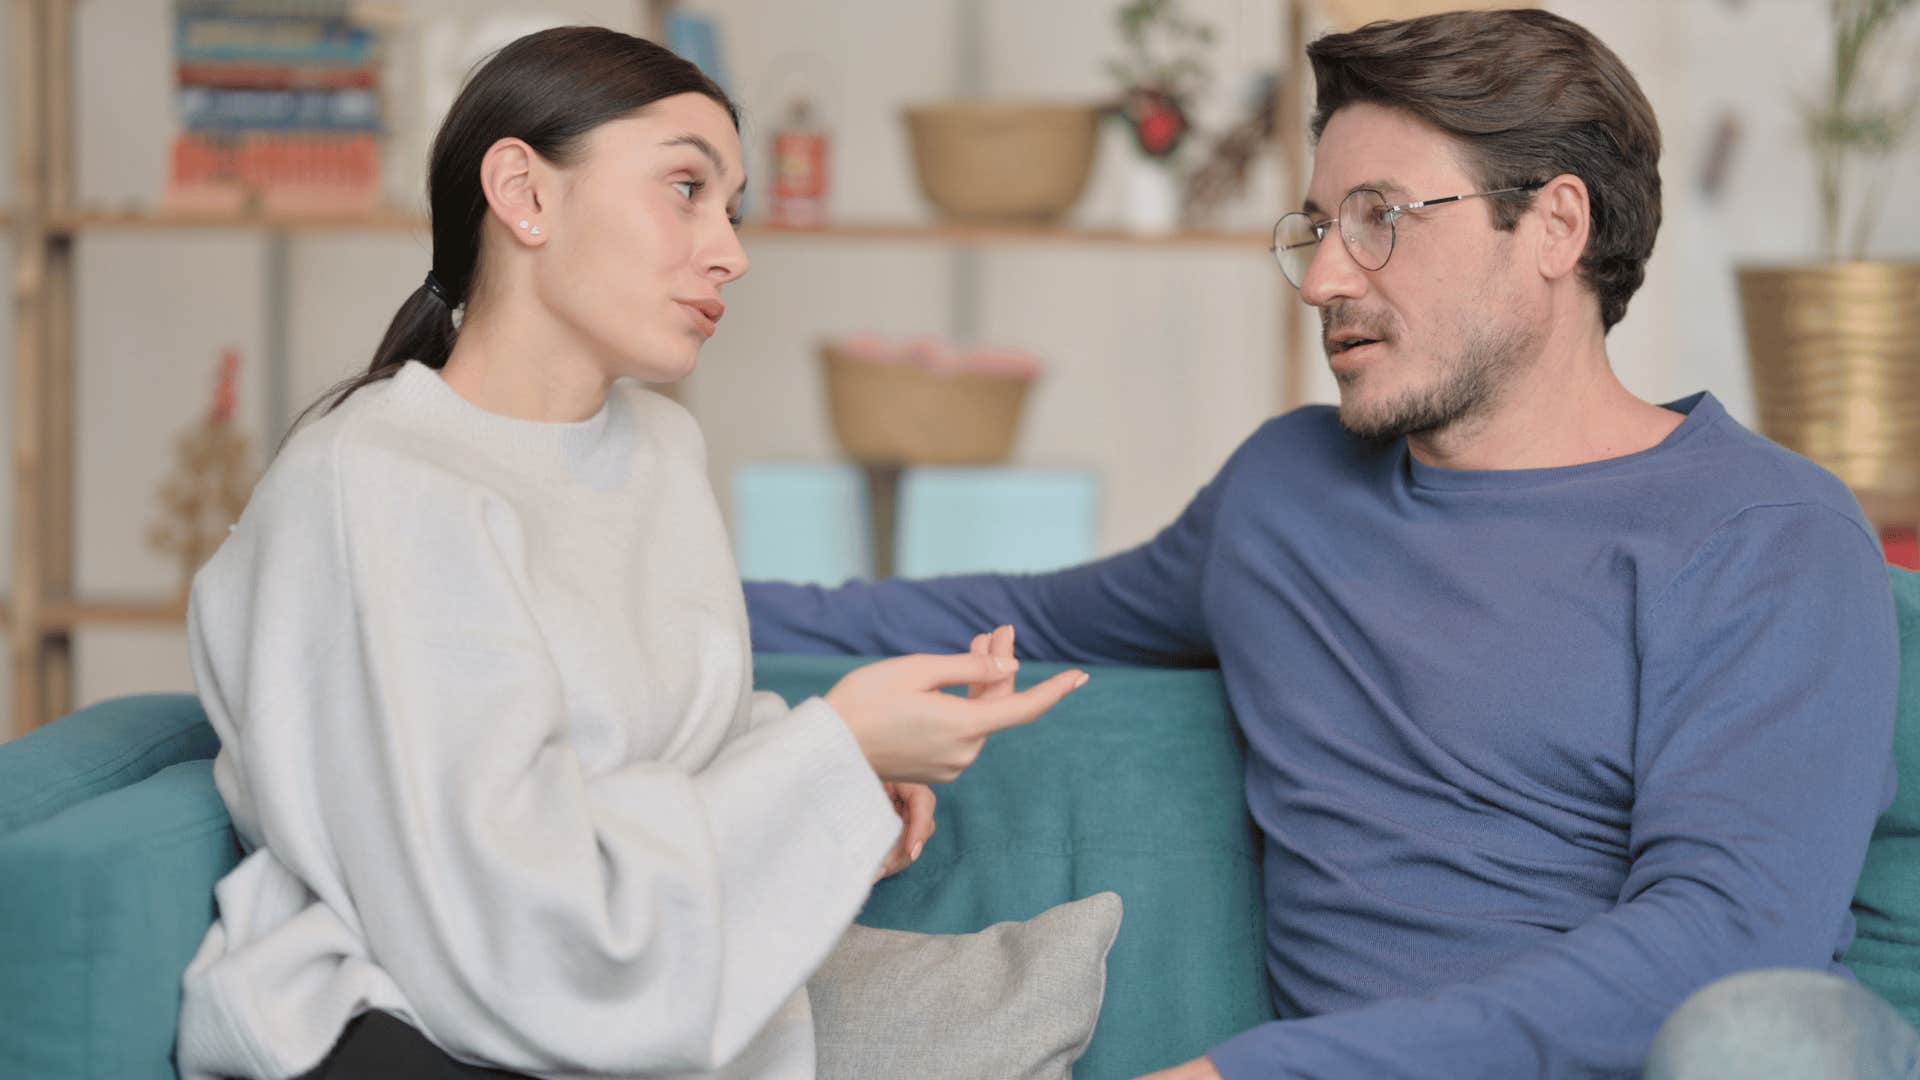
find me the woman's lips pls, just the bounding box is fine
[676,299,721,338]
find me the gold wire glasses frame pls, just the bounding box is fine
[1270,181,1546,289]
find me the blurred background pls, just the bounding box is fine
[5,0,1918,736]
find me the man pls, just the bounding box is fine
[747,10,1914,1078]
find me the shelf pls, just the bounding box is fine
[41,208,1272,249]
[1859,489,1920,530]
[741,221,1273,250]
[40,598,189,631]
[51,207,427,234]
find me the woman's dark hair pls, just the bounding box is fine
[1306,9,1661,331]
[302,26,738,422]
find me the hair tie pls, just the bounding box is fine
[422,272,455,307]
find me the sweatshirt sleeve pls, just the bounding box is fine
[190,434,901,1076]
[1204,502,1900,1079]
[743,467,1227,668]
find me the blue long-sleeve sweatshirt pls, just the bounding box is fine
[744,393,1901,1079]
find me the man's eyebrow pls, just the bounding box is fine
[1301,178,1408,218]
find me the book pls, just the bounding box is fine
[665,11,731,93]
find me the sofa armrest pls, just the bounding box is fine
[0,694,215,836]
[0,758,240,1078]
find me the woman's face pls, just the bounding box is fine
[538,92,749,384]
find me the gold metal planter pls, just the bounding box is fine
[1738,262,1920,502]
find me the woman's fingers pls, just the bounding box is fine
[875,782,938,880]
[900,783,937,858]
[976,625,1018,701]
[970,668,1090,732]
[893,649,1017,692]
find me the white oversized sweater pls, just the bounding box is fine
[176,361,902,1080]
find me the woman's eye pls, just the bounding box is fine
[672,180,702,200]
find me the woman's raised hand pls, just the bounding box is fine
[826,630,1087,784]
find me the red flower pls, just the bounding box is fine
[1123,88,1189,158]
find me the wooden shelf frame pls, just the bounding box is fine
[43,207,1278,250]
[11,0,78,739]
[40,598,189,631]
[6,0,1315,738]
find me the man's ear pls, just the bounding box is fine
[1533,173,1590,283]
[479,137,551,246]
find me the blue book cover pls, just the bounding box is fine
[665,11,730,94]
[178,86,381,132]
[175,12,377,67]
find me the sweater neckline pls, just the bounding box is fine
[388,360,628,461]
[1406,392,1720,493]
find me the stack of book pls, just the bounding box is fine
[166,0,384,215]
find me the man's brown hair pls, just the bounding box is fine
[1306,9,1662,331]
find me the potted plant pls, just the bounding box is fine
[1105,0,1213,234]
[1738,0,1920,525]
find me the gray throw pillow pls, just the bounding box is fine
[808,892,1123,1080]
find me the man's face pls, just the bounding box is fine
[1300,103,1542,442]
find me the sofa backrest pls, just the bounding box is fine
[0,567,1913,1076]
[754,654,1274,1080]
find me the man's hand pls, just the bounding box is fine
[876,781,936,880]
[1135,1057,1223,1080]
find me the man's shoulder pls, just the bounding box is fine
[1656,398,1869,537]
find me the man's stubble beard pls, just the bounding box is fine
[1336,307,1537,444]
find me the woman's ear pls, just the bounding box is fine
[1534,173,1590,283]
[479,137,550,246]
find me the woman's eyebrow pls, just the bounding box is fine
[659,134,730,179]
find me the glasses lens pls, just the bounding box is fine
[1340,189,1394,271]
[1272,212,1320,289]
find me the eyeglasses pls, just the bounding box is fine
[1270,181,1545,289]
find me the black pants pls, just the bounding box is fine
[298,1011,535,1079]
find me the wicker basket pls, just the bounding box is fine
[819,344,1033,465]
[902,102,1099,223]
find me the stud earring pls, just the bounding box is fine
[530,226,542,237]
[518,220,530,230]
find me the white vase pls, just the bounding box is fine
[1123,157,1182,236]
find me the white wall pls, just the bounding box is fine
[2,0,1918,710]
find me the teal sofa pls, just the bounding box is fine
[2,568,1915,1079]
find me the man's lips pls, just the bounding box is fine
[1326,335,1385,356]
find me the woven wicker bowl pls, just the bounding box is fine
[902,101,1099,223]
[819,344,1033,465]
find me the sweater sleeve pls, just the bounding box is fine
[743,468,1227,668]
[1205,502,1900,1079]
[191,436,901,1075]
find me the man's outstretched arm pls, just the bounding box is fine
[746,469,1231,668]
[1197,504,1900,1079]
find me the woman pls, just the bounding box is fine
[175,26,1087,1080]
